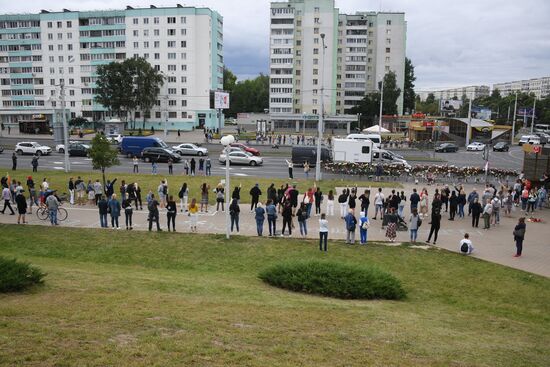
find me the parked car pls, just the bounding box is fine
[518,135,541,146]
[15,142,52,156]
[120,136,169,157]
[219,151,263,166]
[141,147,181,163]
[172,143,208,156]
[107,133,123,143]
[493,142,510,152]
[230,142,260,156]
[0,145,3,154]
[68,143,90,157]
[435,142,459,153]
[466,142,486,151]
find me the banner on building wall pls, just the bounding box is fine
[440,100,463,111]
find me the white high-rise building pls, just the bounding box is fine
[269,0,406,118]
[0,5,223,130]
[417,86,490,102]
[493,77,550,99]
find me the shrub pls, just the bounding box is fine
[0,256,46,293]
[259,260,405,300]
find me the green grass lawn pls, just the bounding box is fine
[1,225,549,366]
[4,169,398,204]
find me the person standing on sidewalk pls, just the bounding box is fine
[409,208,421,243]
[426,207,441,245]
[319,213,329,252]
[45,192,59,226]
[1,185,15,215]
[471,198,482,228]
[344,209,357,245]
[372,188,385,220]
[303,161,310,179]
[482,199,493,230]
[359,211,370,245]
[93,180,103,205]
[147,194,161,232]
[266,199,277,236]
[457,189,467,218]
[27,176,38,214]
[229,198,240,233]
[255,202,265,236]
[326,190,334,216]
[108,194,121,229]
[249,183,262,211]
[385,208,398,243]
[97,196,109,228]
[68,177,75,205]
[31,154,39,172]
[188,198,199,232]
[281,201,293,236]
[168,157,174,175]
[200,183,210,213]
[285,159,293,179]
[449,191,458,221]
[314,186,323,216]
[190,158,196,176]
[215,183,225,212]
[166,195,177,232]
[513,217,526,257]
[296,202,308,237]
[205,157,212,176]
[338,188,350,218]
[122,198,133,230]
[15,189,27,224]
[410,188,420,214]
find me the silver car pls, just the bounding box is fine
[172,143,208,156]
[219,151,263,166]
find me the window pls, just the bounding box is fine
[144,18,149,24]
[168,112,177,118]
[314,18,320,24]
[69,90,75,96]
[68,67,74,74]
[67,21,72,28]
[144,41,149,48]
[143,29,149,37]
[361,146,370,154]
[313,79,318,85]
[47,22,52,28]
[313,48,319,55]
[167,17,176,24]
[386,47,391,53]
[143,53,149,59]
[167,53,176,59]
[133,30,138,37]
[168,88,176,94]
[181,65,187,71]
[154,29,159,36]
[133,18,138,24]
[154,53,160,60]
[57,21,62,28]
[154,41,160,48]
[181,88,187,95]
[57,33,63,40]
[48,45,54,51]
[169,100,177,106]
[181,76,187,83]
[180,41,186,48]
[168,64,176,71]
[155,111,161,118]
[167,41,176,48]
[386,38,391,44]
[58,56,64,62]
[386,20,392,26]
[67,33,72,39]
[133,42,138,49]
[385,56,390,62]
[385,66,390,72]
[58,44,63,51]
[314,38,319,44]
[154,17,159,24]
[181,16,186,24]
[181,29,186,35]
[181,111,187,118]
[314,28,319,34]
[313,69,318,75]
[167,29,176,36]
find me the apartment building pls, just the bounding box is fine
[493,77,550,99]
[417,85,490,102]
[269,0,406,128]
[0,5,223,131]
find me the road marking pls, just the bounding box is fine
[53,167,64,170]
[233,173,250,177]
[53,161,64,164]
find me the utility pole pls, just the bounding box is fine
[466,93,472,147]
[60,80,70,173]
[511,92,518,145]
[315,33,326,181]
[378,75,384,139]
[530,98,536,135]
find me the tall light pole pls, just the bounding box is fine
[59,80,70,173]
[466,92,473,147]
[378,75,384,139]
[511,92,518,145]
[530,98,536,135]
[315,33,326,181]
[221,134,235,240]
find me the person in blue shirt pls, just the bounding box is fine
[344,209,357,244]
[359,211,370,245]
[255,202,266,236]
[108,193,121,229]
[265,200,277,236]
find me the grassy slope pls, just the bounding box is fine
[0,225,548,366]
[4,169,398,204]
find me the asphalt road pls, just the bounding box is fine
[0,135,524,179]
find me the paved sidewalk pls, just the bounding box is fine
[2,182,549,278]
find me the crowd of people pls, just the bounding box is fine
[2,170,547,257]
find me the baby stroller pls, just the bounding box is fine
[382,213,408,231]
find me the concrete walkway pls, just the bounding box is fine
[2,181,549,278]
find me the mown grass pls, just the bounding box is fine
[5,168,399,204]
[0,224,549,366]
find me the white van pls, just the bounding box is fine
[534,124,550,133]
[345,133,381,148]
[332,138,374,163]
[518,135,541,146]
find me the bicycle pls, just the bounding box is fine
[36,204,68,222]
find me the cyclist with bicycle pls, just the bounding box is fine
[45,190,60,225]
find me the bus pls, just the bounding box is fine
[18,116,52,134]
[534,124,550,133]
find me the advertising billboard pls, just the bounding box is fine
[210,91,230,109]
[471,106,492,120]
[440,99,463,111]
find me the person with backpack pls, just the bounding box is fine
[482,199,493,229]
[344,209,357,245]
[215,183,225,212]
[232,183,241,203]
[459,233,474,255]
[122,198,133,230]
[359,211,369,245]
[491,195,501,225]
[296,202,308,237]
[166,195,177,232]
[409,208,421,243]
[266,199,278,236]
[319,213,329,251]
[229,198,240,233]
[255,202,266,236]
[178,182,188,212]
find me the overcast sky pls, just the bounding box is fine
[2,0,549,91]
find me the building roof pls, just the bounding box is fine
[453,118,493,128]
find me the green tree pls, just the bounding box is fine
[223,70,269,117]
[381,71,402,115]
[403,58,416,113]
[89,134,120,188]
[223,68,237,93]
[425,93,436,104]
[95,58,164,129]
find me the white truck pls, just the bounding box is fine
[332,138,374,163]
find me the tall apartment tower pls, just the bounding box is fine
[0,5,223,130]
[269,0,406,117]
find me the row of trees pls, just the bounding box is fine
[223,69,269,117]
[416,90,550,125]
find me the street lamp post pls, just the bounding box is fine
[221,134,235,240]
[59,80,70,173]
[315,33,326,181]
[466,93,473,147]
[378,76,384,139]
[511,92,518,145]
[530,98,536,135]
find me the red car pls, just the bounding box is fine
[230,142,260,156]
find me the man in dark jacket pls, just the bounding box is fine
[105,178,117,199]
[97,195,109,228]
[12,152,17,171]
[147,194,161,231]
[410,188,420,212]
[249,183,262,211]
